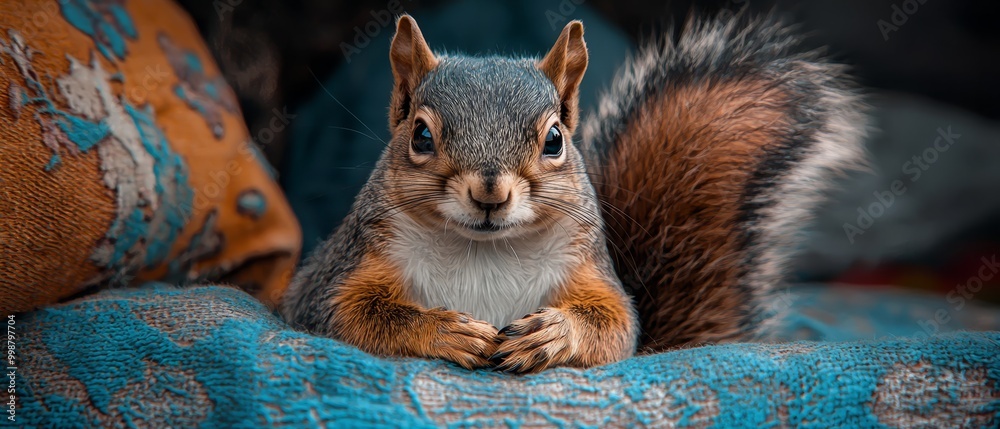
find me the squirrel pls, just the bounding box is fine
[281,13,866,374]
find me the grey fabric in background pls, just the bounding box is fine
[794,93,1000,279]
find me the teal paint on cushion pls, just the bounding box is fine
[60,0,138,61]
[106,208,149,264]
[54,112,111,152]
[13,284,1000,428]
[123,103,193,268]
[184,51,203,74]
[236,189,267,219]
[174,85,210,126]
[15,81,111,154]
[203,80,219,99]
[173,85,201,114]
[108,4,137,39]
[44,154,60,171]
[247,142,276,178]
[158,34,237,140]
[1,28,196,281]
[163,210,222,284]
[59,0,96,36]
[99,20,125,60]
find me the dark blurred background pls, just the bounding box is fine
[176,0,1000,303]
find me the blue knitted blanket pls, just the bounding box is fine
[9,284,1000,428]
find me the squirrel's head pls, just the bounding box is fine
[382,15,592,241]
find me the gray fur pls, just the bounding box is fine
[284,12,867,350]
[281,53,625,334]
[417,56,559,173]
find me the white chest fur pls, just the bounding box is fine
[386,216,577,328]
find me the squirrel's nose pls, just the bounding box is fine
[471,191,510,212]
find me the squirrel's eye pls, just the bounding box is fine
[543,125,563,157]
[411,121,435,154]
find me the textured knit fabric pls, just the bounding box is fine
[10,283,1000,428]
[0,0,301,316]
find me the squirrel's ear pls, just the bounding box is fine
[389,15,438,128]
[537,20,588,133]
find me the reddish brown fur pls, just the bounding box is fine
[537,21,587,133]
[388,17,438,128]
[330,254,500,369]
[491,261,636,373]
[596,79,791,350]
[327,17,635,374]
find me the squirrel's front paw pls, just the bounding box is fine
[491,308,577,374]
[423,309,499,370]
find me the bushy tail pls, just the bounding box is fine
[583,14,867,351]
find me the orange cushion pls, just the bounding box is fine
[0,0,301,315]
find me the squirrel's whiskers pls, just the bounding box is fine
[282,12,867,374]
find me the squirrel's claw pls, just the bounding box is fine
[426,309,499,370]
[491,307,575,374]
